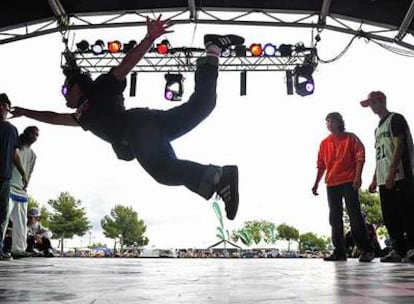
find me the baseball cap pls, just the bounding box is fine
[0,93,11,107]
[28,208,41,218]
[360,91,386,107]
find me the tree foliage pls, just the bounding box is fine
[299,232,330,253]
[277,223,299,252]
[359,190,383,226]
[47,192,91,252]
[101,205,149,250]
[231,220,277,245]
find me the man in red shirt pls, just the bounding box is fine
[312,112,374,262]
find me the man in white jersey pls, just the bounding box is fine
[7,126,39,258]
[361,91,414,263]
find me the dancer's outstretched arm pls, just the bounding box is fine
[10,107,79,126]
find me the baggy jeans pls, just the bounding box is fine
[124,60,220,199]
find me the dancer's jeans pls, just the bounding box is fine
[327,182,372,255]
[124,62,219,199]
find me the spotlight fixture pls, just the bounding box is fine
[263,43,277,56]
[235,45,247,57]
[123,40,137,53]
[164,73,184,101]
[156,39,171,55]
[249,43,263,56]
[294,64,315,96]
[130,72,137,97]
[221,48,232,57]
[76,40,89,52]
[286,70,294,95]
[294,42,306,53]
[108,40,122,53]
[278,44,293,57]
[91,40,105,55]
[240,71,247,96]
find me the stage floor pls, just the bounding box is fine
[0,257,413,303]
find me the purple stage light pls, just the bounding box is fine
[164,89,174,100]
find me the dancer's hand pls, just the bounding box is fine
[146,15,174,40]
[368,180,377,193]
[311,183,319,196]
[9,106,25,118]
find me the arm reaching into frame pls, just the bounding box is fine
[10,106,79,127]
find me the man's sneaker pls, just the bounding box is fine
[0,251,13,261]
[402,249,414,263]
[216,165,239,220]
[323,253,347,261]
[380,250,402,263]
[359,251,375,263]
[204,34,245,48]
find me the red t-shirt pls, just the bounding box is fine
[317,132,365,186]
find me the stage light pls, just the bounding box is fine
[91,40,105,55]
[294,64,315,96]
[164,73,184,101]
[285,70,294,95]
[108,40,122,53]
[240,71,247,96]
[123,40,137,53]
[76,40,89,52]
[221,48,232,57]
[130,72,137,97]
[263,43,277,56]
[235,45,247,57]
[295,42,306,53]
[278,44,293,57]
[249,43,262,56]
[156,39,171,55]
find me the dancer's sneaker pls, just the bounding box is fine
[204,34,245,48]
[216,166,239,220]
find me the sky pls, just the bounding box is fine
[1,14,414,250]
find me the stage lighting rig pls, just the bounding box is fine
[164,73,184,101]
[294,64,315,96]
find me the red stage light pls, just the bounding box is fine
[108,40,122,53]
[249,43,263,56]
[156,40,171,55]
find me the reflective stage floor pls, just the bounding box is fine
[0,258,413,303]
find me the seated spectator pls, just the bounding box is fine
[26,208,54,257]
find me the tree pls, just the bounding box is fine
[299,232,329,253]
[88,242,107,249]
[48,192,91,253]
[101,205,149,252]
[277,223,299,252]
[231,220,277,245]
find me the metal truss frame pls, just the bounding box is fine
[1,5,414,52]
[65,46,317,74]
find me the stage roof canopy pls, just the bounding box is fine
[1,1,414,50]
